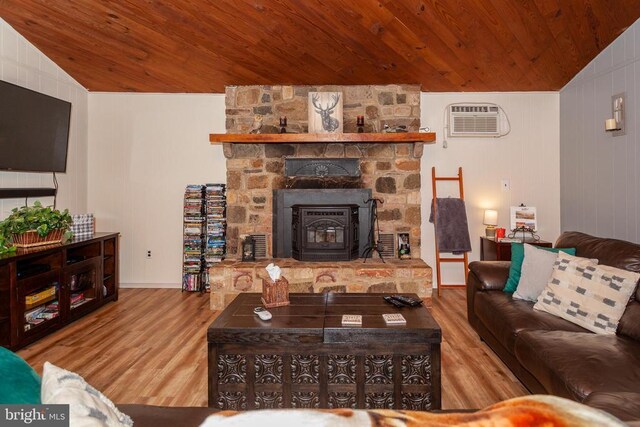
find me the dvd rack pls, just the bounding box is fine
[182,184,227,292]
[203,184,227,292]
[182,185,206,292]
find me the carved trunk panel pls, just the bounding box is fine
[365,392,394,409]
[217,354,247,384]
[291,354,320,384]
[327,354,356,384]
[255,354,284,384]
[217,392,247,410]
[291,392,320,409]
[210,348,438,410]
[255,392,284,409]
[401,392,432,410]
[328,391,357,409]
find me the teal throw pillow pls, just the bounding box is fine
[503,244,576,293]
[0,346,41,404]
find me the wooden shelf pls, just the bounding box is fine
[0,188,56,200]
[1,233,120,350]
[209,132,435,144]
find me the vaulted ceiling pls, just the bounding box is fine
[1,1,638,92]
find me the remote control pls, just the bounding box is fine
[253,307,272,321]
[391,295,423,307]
[383,296,406,308]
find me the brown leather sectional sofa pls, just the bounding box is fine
[467,231,640,422]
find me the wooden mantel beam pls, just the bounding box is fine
[209,132,436,144]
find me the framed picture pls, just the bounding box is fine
[308,92,343,133]
[397,233,411,259]
[510,206,537,231]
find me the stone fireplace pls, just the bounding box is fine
[209,84,432,309]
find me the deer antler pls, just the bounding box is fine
[311,93,322,112]
[325,93,340,112]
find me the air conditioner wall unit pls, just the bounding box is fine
[448,104,500,137]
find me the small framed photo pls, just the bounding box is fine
[510,206,537,231]
[308,92,343,133]
[397,233,411,259]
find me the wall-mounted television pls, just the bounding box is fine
[0,80,72,173]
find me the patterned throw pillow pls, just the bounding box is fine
[41,362,133,427]
[534,252,639,334]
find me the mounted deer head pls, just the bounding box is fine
[311,93,341,132]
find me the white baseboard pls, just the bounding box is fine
[120,283,180,289]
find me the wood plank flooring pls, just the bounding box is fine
[18,289,528,409]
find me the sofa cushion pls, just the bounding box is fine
[554,232,640,342]
[534,252,638,335]
[513,244,560,302]
[474,291,588,354]
[0,346,41,404]
[504,243,576,293]
[583,392,640,422]
[514,330,640,402]
[41,362,133,427]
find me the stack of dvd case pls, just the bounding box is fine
[203,184,227,292]
[182,185,205,292]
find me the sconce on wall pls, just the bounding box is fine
[605,93,625,136]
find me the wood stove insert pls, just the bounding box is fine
[292,205,359,261]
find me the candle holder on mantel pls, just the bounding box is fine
[261,276,290,308]
[356,115,365,133]
[279,116,287,134]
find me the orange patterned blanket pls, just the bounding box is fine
[199,395,625,426]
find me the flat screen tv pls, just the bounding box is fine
[0,80,71,172]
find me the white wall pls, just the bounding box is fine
[0,18,88,218]
[420,92,561,285]
[560,18,640,243]
[88,91,560,288]
[88,93,226,287]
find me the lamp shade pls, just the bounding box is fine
[483,209,498,226]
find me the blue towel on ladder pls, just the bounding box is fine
[429,198,471,254]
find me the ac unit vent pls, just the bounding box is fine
[249,234,268,258]
[449,104,500,137]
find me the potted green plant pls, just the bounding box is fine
[0,201,73,248]
[0,234,15,255]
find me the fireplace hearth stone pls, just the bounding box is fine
[209,258,433,310]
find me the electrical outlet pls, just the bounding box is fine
[146,250,152,259]
[501,179,510,191]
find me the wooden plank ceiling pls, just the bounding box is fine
[1,1,638,92]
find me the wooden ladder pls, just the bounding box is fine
[431,167,469,297]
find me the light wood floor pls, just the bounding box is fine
[18,289,528,409]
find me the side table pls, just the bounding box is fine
[480,236,552,261]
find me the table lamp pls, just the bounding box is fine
[483,209,498,238]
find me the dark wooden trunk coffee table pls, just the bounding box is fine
[207,293,441,411]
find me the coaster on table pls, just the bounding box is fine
[341,314,362,326]
[383,313,407,325]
